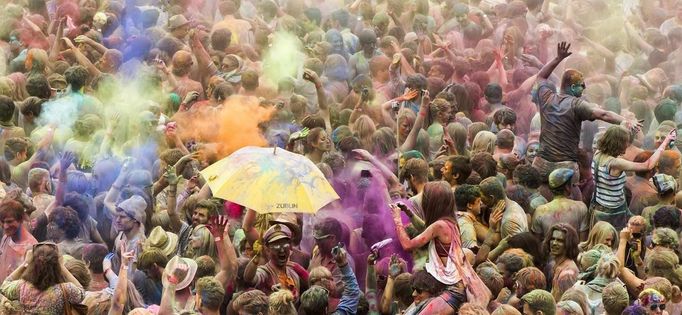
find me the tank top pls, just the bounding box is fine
[591,152,627,208]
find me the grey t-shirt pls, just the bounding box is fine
[537,79,596,162]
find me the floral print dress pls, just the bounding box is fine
[0,280,84,315]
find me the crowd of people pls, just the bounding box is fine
[0,0,682,313]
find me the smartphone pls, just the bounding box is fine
[331,242,345,255]
[396,202,408,212]
[360,169,372,178]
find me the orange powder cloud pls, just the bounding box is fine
[174,95,274,157]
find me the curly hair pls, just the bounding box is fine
[64,65,89,91]
[411,270,446,296]
[513,164,541,189]
[454,184,481,211]
[49,206,81,239]
[493,107,517,128]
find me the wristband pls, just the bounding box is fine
[168,274,179,285]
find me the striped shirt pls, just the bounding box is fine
[592,152,627,208]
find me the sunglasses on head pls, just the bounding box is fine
[33,241,57,250]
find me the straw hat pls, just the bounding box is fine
[168,15,190,31]
[145,226,179,258]
[162,256,198,291]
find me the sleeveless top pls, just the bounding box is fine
[425,220,463,285]
[591,152,627,208]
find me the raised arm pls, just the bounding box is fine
[49,18,65,61]
[399,91,430,152]
[332,246,361,315]
[165,166,184,233]
[104,159,133,214]
[302,69,331,133]
[75,35,108,55]
[611,129,675,172]
[62,37,102,78]
[538,42,572,80]
[109,245,135,315]
[210,215,239,289]
[617,228,644,292]
[351,149,400,190]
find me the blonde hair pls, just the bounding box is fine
[352,115,376,151]
[268,290,297,315]
[578,221,618,252]
[471,131,496,154]
[595,253,620,279]
[491,304,521,315]
[184,225,217,259]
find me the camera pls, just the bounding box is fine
[361,87,370,100]
[391,101,400,111]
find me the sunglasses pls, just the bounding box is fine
[269,243,291,251]
[650,304,666,311]
[413,287,424,294]
[314,234,333,240]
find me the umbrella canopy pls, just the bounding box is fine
[200,146,339,214]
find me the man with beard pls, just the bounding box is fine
[0,200,37,283]
[244,224,306,300]
[175,200,219,256]
[440,155,472,191]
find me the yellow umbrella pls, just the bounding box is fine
[200,146,339,214]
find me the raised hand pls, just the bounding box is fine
[59,151,75,172]
[367,250,378,265]
[208,215,229,238]
[165,166,179,186]
[388,254,403,278]
[397,89,419,102]
[303,69,320,84]
[557,41,572,60]
[103,252,114,272]
[351,149,373,161]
